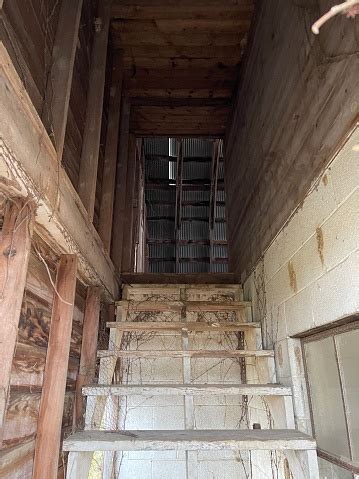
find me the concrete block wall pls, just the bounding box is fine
[243,126,359,478]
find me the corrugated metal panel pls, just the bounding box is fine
[146,189,176,203]
[210,262,228,273]
[145,159,171,180]
[213,222,227,241]
[212,244,228,259]
[143,138,169,156]
[149,244,175,258]
[180,221,209,240]
[218,161,225,179]
[183,161,211,180]
[215,204,226,219]
[216,190,226,202]
[147,204,175,217]
[148,220,175,240]
[179,262,210,273]
[179,244,209,258]
[182,190,210,203]
[182,205,209,218]
[150,261,175,273]
[182,139,213,157]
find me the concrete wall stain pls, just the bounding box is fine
[288,261,297,293]
[316,227,324,266]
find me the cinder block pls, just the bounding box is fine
[152,460,187,479]
[118,459,152,479]
[153,406,185,429]
[285,287,315,336]
[124,406,154,430]
[198,459,247,479]
[312,250,359,327]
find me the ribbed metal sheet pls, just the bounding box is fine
[179,262,210,273]
[146,189,176,203]
[150,261,175,273]
[215,204,226,219]
[180,221,210,241]
[179,244,209,258]
[149,244,175,258]
[145,158,171,180]
[183,161,211,180]
[212,244,228,259]
[183,139,213,157]
[182,205,209,218]
[210,262,229,273]
[147,204,175,217]
[143,138,169,156]
[213,222,227,241]
[147,220,175,240]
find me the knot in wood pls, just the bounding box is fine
[3,246,16,258]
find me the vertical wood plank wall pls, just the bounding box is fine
[0,244,86,478]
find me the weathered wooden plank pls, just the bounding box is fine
[75,287,101,427]
[111,98,131,270]
[43,0,83,161]
[121,272,240,284]
[121,134,137,272]
[115,299,251,311]
[83,383,292,397]
[0,199,34,441]
[98,52,124,252]
[106,321,258,331]
[33,255,77,478]
[97,349,274,359]
[0,43,118,299]
[0,439,35,478]
[63,429,317,452]
[78,0,111,220]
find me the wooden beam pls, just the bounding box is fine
[83,384,292,397]
[98,52,124,252]
[78,0,111,220]
[75,287,101,428]
[130,97,231,107]
[209,140,221,269]
[64,429,317,452]
[175,139,183,272]
[97,349,273,359]
[0,199,34,441]
[43,0,83,161]
[33,254,77,479]
[111,100,131,270]
[0,42,118,299]
[121,134,137,272]
[106,321,259,332]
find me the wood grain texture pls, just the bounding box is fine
[63,429,316,452]
[225,0,359,277]
[33,255,77,479]
[0,200,34,441]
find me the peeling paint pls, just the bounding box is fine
[322,173,328,186]
[316,227,324,266]
[288,261,297,293]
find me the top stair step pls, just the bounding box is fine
[106,321,260,332]
[63,429,317,452]
[116,300,251,313]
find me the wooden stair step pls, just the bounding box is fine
[116,300,251,312]
[63,429,316,452]
[82,383,292,397]
[97,349,274,359]
[106,321,260,332]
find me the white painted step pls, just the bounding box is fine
[82,383,292,397]
[97,349,274,359]
[106,320,260,332]
[63,429,316,452]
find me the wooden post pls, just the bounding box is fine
[121,135,138,272]
[43,0,83,161]
[0,199,34,442]
[75,287,101,428]
[98,52,124,252]
[111,97,131,270]
[78,0,111,220]
[33,254,77,478]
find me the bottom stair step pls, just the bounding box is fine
[63,429,316,452]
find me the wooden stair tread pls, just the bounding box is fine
[106,321,259,331]
[63,429,316,452]
[83,383,292,396]
[115,300,251,312]
[97,349,274,359]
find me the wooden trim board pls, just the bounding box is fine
[97,349,274,359]
[63,429,317,452]
[106,321,259,331]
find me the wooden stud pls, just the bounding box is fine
[78,0,111,220]
[175,140,183,272]
[121,134,137,272]
[75,287,101,428]
[98,52,124,252]
[33,255,77,479]
[43,0,83,161]
[111,99,131,270]
[0,199,34,442]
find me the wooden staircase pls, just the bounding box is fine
[64,283,319,478]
